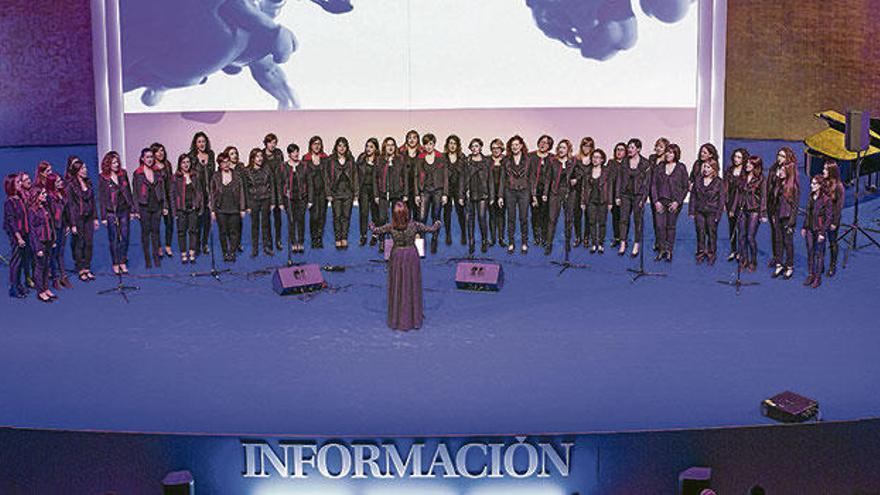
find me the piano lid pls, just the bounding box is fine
[804,110,880,160]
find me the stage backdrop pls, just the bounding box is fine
[116,0,703,166]
[724,0,880,141]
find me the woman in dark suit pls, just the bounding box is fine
[651,143,689,261]
[98,151,135,274]
[325,137,358,249]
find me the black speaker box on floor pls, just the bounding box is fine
[162,470,193,495]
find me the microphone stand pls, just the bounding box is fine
[716,211,758,295]
[97,212,140,302]
[627,206,666,282]
[839,149,880,268]
[551,203,588,275]
[192,164,229,282]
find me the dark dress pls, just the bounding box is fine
[372,220,441,331]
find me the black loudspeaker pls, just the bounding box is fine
[272,264,325,295]
[846,109,871,152]
[679,466,711,495]
[162,471,193,495]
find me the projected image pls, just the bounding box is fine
[121,0,697,113]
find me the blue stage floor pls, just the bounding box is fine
[1,143,879,437]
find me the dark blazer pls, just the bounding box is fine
[188,149,216,191]
[47,192,69,230]
[374,155,408,200]
[170,172,204,215]
[324,154,358,200]
[98,173,134,220]
[356,154,378,197]
[3,196,28,237]
[280,161,311,204]
[616,155,651,205]
[64,177,97,225]
[581,164,614,207]
[830,182,845,227]
[803,193,832,233]
[132,167,167,213]
[723,165,745,213]
[689,176,726,222]
[210,170,246,214]
[28,204,55,253]
[445,153,465,199]
[737,172,765,216]
[773,184,800,227]
[263,147,285,206]
[244,165,275,208]
[543,157,578,198]
[415,151,448,196]
[498,153,531,197]
[530,152,552,195]
[650,162,689,205]
[304,153,328,198]
[461,156,493,201]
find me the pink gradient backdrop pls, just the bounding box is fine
[123,108,696,169]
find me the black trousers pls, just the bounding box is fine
[694,211,719,255]
[71,215,94,271]
[217,212,242,256]
[618,195,644,244]
[827,227,839,267]
[33,241,50,292]
[161,210,173,248]
[466,198,489,247]
[198,208,211,252]
[610,203,621,242]
[176,209,199,253]
[772,216,795,268]
[287,201,307,246]
[737,211,761,264]
[272,204,283,246]
[531,191,548,242]
[309,197,328,246]
[571,189,585,242]
[332,197,353,242]
[140,208,162,264]
[7,239,25,295]
[489,199,505,243]
[727,213,739,254]
[250,198,272,253]
[587,202,609,247]
[805,229,826,276]
[654,200,682,253]
[768,213,780,263]
[444,193,467,243]
[358,191,378,240]
[505,189,530,245]
[547,194,574,247]
[419,191,443,243]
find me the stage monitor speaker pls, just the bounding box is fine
[845,109,870,152]
[678,466,711,495]
[761,390,819,423]
[455,262,503,291]
[272,264,325,295]
[162,470,193,495]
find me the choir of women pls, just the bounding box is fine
[4,129,856,301]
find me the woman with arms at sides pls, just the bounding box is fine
[769,158,800,279]
[188,131,215,254]
[542,139,577,255]
[802,174,833,289]
[225,146,245,176]
[3,173,28,297]
[151,142,175,258]
[573,137,595,248]
[530,135,554,248]
[724,148,749,261]
[370,202,441,331]
[170,154,203,264]
[373,137,408,254]
[325,136,358,250]
[45,172,73,289]
[765,147,795,268]
[262,133,286,252]
[401,130,422,219]
[498,135,531,255]
[582,148,614,254]
[34,161,54,190]
[28,187,57,302]
[822,160,845,277]
[132,147,168,269]
[607,142,627,248]
[443,135,468,247]
[211,151,247,261]
[244,148,275,257]
[736,156,766,272]
[280,143,310,254]
[98,151,135,274]
[415,133,448,254]
[488,138,506,248]
[615,138,651,257]
[356,138,380,247]
[65,157,99,281]
[647,137,669,252]
[651,143,689,262]
[689,158,725,265]
[304,136,328,249]
[462,138,493,255]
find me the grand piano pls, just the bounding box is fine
[804,110,880,185]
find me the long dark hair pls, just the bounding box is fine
[248,148,264,168]
[190,131,212,154]
[150,142,171,170]
[332,136,353,161]
[176,154,192,175]
[100,151,123,178]
[392,201,409,230]
[65,155,84,181]
[3,173,18,196]
[699,142,719,162]
[730,147,750,169]
[506,135,527,156]
[747,155,763,179]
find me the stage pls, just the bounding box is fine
[2,142,878,439]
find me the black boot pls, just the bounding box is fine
[827,245,838,277]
